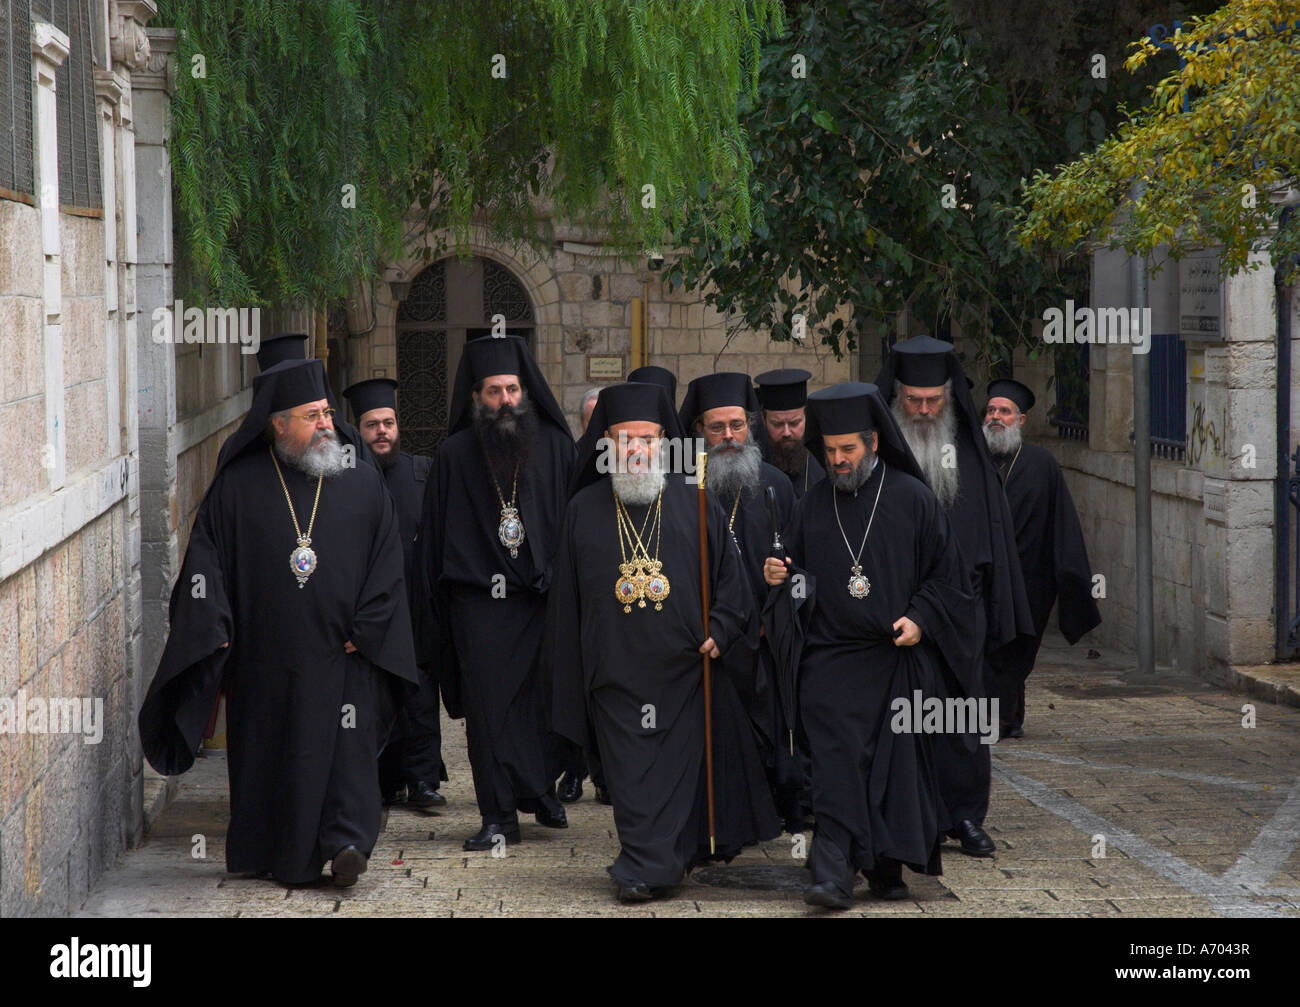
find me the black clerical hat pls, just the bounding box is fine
[447,334,570,437]
[754,368,812,411]
[463,335,524,384]
[256,332,308,372]
[342,378,399,421]
[806,382,875,436]
[627,365,678,407]
[987,378,1035,414]
[599,382,673,427]
[263,358,330,412]
[804,382,925,485]
[678,372,760,432]
[889,334,954,387]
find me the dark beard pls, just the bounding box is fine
[474,395,537,485]
[375,434,401,469]
[769,438,807,477]
[830,453,874,493]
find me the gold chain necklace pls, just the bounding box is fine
[613,487,670,612]
[489,465,525,558]
[269,446,324,589]
[1001,443,1023,484]
[727,491,742,533]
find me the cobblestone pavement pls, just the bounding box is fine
[78,638,1300,918]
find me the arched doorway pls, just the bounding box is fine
[396,256,535,457]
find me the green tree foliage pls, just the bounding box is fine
[668,0,1058,364]
[161,0,783,307]
[1018,0,1300,280]
[668,0,1217,368]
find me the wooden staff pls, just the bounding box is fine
[697,450,716,854]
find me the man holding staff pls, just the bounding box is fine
[547,382,779,903]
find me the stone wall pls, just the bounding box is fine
[0,1,157,916]
[361,225,853,436]
[1005,246,1288,679]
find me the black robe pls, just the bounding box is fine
[989,442,1101,724]
[713,463,805,823]
[138,449,418,883]
[548,473,780,887]
[786,451,826,499]
[377,451,447,790]
[782,461,975,893]
[421,421,575,821]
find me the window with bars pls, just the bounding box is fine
[1148,332,1187,460]
[0,0,35,200]
[40,0,102,211]
[1051,342,1090,443]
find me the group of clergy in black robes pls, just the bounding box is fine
[138,327,1099,908]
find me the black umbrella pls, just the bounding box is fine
[761,561,816,756]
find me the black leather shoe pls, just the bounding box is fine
[947,819,996,857]
[535,801,569,829]
[407,780,447,811]
[866,861,910,900]
[381,786,405,807]
[803,881,852,910]
[1007,724,1024,738]
[331,845,367,888]
[463,822,520,851]
[557,772,584,804]
[594,785,613,806]
[618,883,654,903]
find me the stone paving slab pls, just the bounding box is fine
[74,637,1300,918]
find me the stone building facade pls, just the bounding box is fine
[981,247,1288,682]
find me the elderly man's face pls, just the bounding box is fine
[698,406,749,448]
[274,397,334,454]
[899,384,946,421]
[581,396,599,433]
[608,421,663,473]
[983,397,1025,433]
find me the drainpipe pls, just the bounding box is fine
[1276,204,1295,659]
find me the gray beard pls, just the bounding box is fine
[706,439,761,500]
[893,398,960,509]
[611,469,665,506]
[983,421,1022,458]
[276,429,348,478]
[830,453,875,493]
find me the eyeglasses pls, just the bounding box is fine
[704,419,748,436]
[290,408,336,424]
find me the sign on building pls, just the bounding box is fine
[1179,251,1223,341]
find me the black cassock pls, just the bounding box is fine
[377,451,447,792]
[421,422,575,821]
[931,419,1029,823]
[548,473,781,887]
[787,451,826,500]
[783,462,975,891]
[139,450,418,883]
[989,442,1101,726]
[714,463,805,824]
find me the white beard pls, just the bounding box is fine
[893,395,960,509]
[611,468,666,506]
[706,439,761,500]
[983,420,1023,458]
[276,429,348,478]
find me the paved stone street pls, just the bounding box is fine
[78,638,1300,918]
